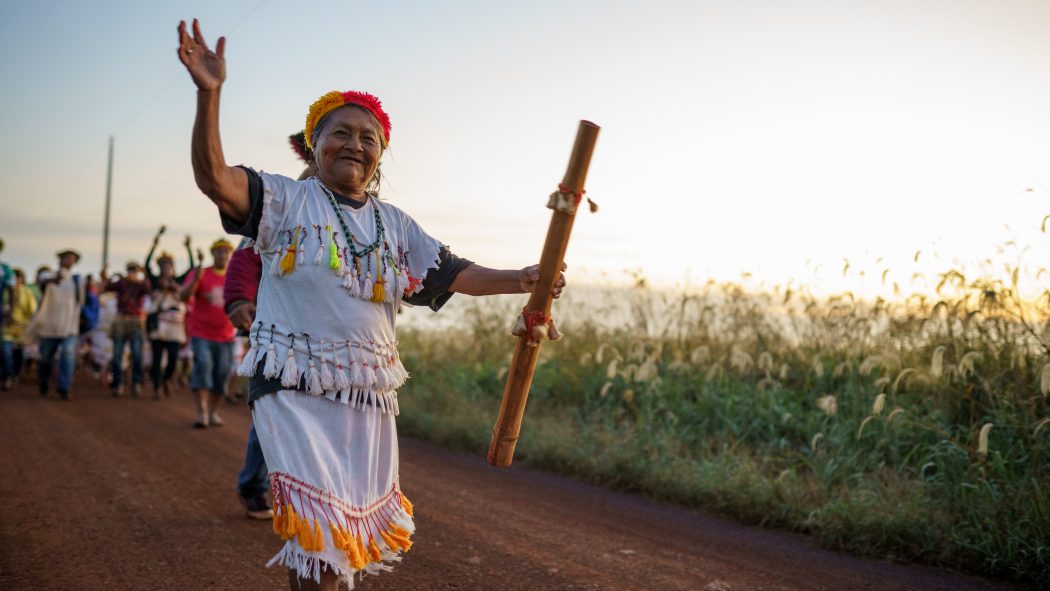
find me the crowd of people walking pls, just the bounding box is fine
[0,227,274,521]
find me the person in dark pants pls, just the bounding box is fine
[224,133,314,520]
[103,262,151,397]
[148,274,186,398]
[225,240,270,519]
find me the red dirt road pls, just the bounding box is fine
[0,379,1027,590]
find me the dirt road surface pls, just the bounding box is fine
[0,379,1027,590]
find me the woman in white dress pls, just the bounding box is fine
[176,19,564,590]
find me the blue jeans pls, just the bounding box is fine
[38,335,78,394]
[237,422,269,499]
[1,340,15,379]
[111,317,144,389]
[190,337,233,395]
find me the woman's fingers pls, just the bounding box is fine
[215,36,226,58]
[192,18,210,52]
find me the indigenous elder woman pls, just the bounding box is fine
[177,20,564,590]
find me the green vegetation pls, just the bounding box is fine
[397,266,1050,586]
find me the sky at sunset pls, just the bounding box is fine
[2,0,1050,296]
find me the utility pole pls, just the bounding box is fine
[102,135,113,271]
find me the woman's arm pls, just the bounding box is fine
[450,263,565,298]
[177,19,249,222]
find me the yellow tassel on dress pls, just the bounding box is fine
[312,518,325,552]
[387,524,413,551]
[329,523,346,551]
[284,504,299,541]
[352,535,369,569]
[400,495,414,516]
[273,507,285,536]
[371,281,385,303]
[370,249,385,303]
[280,226,300,274]
[379,529,405,553]
[368,537,383,562]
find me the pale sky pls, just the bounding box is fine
[2,0,1049,296]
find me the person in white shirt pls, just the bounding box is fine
[32,249,85,400]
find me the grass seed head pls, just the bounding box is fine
[817,395,838,417]
[977,423,993,456]
[931,346,946,379]
[1040,363,1050,397]
[872,393,886,416]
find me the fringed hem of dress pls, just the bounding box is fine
[267,472,415,588]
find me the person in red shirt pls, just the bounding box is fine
[180,239,236,428]
[103,261,151,396]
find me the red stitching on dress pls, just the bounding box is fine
[271,472,403,517]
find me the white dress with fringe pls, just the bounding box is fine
[239,171,441,587]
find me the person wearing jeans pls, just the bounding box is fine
[104,262,151,396]
[32,249,85,400]
[180,239,236,428]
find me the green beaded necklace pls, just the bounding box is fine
[317,180,385,258]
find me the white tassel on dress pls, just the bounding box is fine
[281,343,301,388]
[396,271,409,298]
[334,344,351,392]
[305,359,322,395]
[347,346,365,389]
[263,339,281,380]
[296,243,306,266]
[237,325,261,377]
[360,275,373,302]
[312,226,324,265]
[319,340,335,391]
[363,360,377,387]
[269,243,285,277]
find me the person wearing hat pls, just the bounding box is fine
[178,20,565,590]
[101,260,152,396]
[30,249,89,399]
[180,237,236,427]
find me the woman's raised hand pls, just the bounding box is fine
[177,19,225,91]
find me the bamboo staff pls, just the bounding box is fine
[487,120,600,467]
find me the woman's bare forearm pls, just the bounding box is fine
[449,264,524,296]
[192,89,249,221]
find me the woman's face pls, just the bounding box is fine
[159,259,174,277]
[314,106,383,194]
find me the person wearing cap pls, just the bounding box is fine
[180,238,236,427]
[102,260,151,396]
[178,20,564,590]
[30,249,88,399]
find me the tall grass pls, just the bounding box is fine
[396,261,1050,586]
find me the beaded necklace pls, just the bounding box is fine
[317,180,385,258]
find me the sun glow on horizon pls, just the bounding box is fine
[1,0,1049,297]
